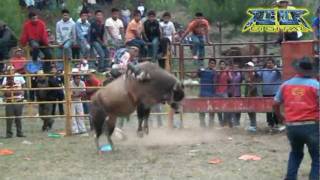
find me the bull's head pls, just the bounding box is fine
[168,82,185,113]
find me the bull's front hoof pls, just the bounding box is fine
[137,131,144,138]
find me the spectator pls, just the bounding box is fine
[70,70,87,134]
[125,10,146,57]
[56,9,76,60]
[0,21,17,73]
[228,62,243,126]
[80,59,89,72]
[76,10,91,59]
[215,60,231,127]
[257,58,284,132]
[198,58,216,128]
[48,66,64,115]
[244,62,259,132]
[47,28,56,45]
[20,12,52,73]
[273,57,319,180]
[136,0,147,18]
[89,10,108,72]
[160,12,176,43]
[180,12,211,67]
[2,66,26,138]
[84,69,101,129]
[35,70,55,131]
[24,0,35,9]
[105,8,125,49]
[121,6,131,30]
[143,10,161,62]
[10,48,27,74]
[312,6,320,40]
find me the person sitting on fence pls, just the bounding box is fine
[20,12,52,73]
[0,21,17,74]
[35,70,55,131]
[143,10,161,63]
[216,60,232,127]
[257,58,285,132]
[10,48,27,74]
[105,8,125,49]
[228,62,243,127]
[70,69,87,135]
[56,9,76,60]
[121,6,131,30]
[179,12,212,67]
[76,9,91,60]
[48,66,64,116]
[89,10,108,73]
[244,61,259,132]
[198,58,217,128]
[1,65,26,138]
[125,10,146,57]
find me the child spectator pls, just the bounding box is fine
[76,10,91,59]
[143,10,161,62]
[47,28,56,45]
[198,58,216,128]
[160,12,176,43]
[10,48,27,74]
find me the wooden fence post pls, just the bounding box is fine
[63,52,72,136]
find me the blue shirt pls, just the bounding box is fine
[257,68,282,96]
[312,17,320,39]
[198,68,216,97]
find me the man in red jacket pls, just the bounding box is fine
[20,12,52,73]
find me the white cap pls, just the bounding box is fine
[71,68,80,73]
[246,62,255,67]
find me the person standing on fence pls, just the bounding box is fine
[70,70,87,134]
[228,62,243,127]
[89,10,108,73]
[143,10,161,63]
[215,60,231,127]
[56,9,76,61]
[273,57,319,180]
[48,66,64,116]
[76,10,91,60]
[244,61,259,132]
[20,12,52,73]
[2,66,26,138]
[35,70,55,131]
[179,12,211,67]
[105,8,125,49]
[257,58,284,132]
[198,58,217,128]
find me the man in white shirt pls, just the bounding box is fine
[2,66,26,138]
[105,8,125,48]
[160,12,176,43]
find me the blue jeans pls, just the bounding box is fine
[285,123,319,180]
[147,38,159,62]
[92,41,108,70]
[191,35,205,59]
[29,40,52,73]
[58,40,73,59]
[215,93,232,127]
[78,40,90,59]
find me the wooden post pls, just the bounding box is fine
[63,52,72,136]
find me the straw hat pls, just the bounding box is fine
[246,62,255,67]
[37,70,44,75]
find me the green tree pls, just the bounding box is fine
[0,0,25,37]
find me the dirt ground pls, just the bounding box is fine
[0,112,313,180]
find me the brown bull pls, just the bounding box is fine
[221,44,260,67]
[90,62,184,152]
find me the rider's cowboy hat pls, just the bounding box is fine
[292,57,318,76]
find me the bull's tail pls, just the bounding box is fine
[90,102,107,139]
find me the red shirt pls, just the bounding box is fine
[216,70,229,94]
[20,19,49,46]
[274,76,319,122]
[186,18,210,35]
[85,77,101,100]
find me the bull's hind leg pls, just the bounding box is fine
[104,115,117,150]
[137,103,151,137]
[143,109,151,135]
[90,103,107,153]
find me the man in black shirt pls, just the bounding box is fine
[89,10,108,72]
[143,10,161,62]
